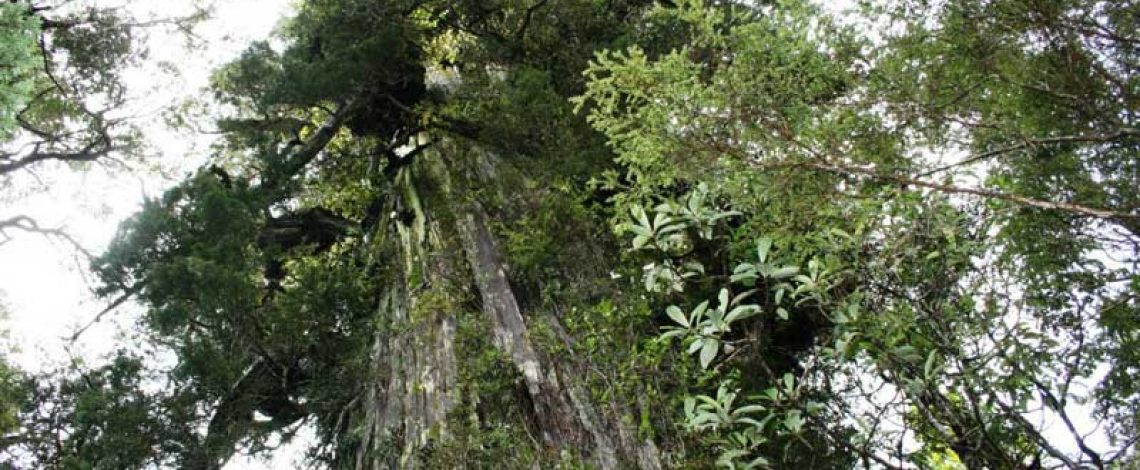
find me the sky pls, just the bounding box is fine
[0,0,303,467]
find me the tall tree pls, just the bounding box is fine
[19,0,1140,468]
[577,0,1140,467]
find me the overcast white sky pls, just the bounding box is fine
[0,0,302,467]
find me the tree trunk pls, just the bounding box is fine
[460,204,622,468]
[351,279,458,469]
[347,143,662,468]
[350,167,461,468]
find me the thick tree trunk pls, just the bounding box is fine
[460,204,622,468]
[348,143,661,468]
[352,280,457,469]
[350,178,461,468]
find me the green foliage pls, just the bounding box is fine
[38,0,1140,468]
[579,0,1140,467]
[14,352,201,468]
[0,2,40,139]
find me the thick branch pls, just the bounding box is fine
[265,98,358,189]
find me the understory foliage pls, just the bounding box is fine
[2,0,1139,469]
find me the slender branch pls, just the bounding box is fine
[514,0,550,41]
[68,283,143,342]
[746,156,1139,221]
[0,215,91,259]
[916,128,1140,178]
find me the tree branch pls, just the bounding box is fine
[0,215,91,259]
[68,282,143,342]
[916,128,1140,178]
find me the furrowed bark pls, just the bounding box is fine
[352,279,457,469]
[350,169,459,469]
[460,204,620,469]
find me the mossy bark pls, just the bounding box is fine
[350,158,462,469]
[348,142,661,468]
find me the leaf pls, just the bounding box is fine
[725,305,760,324]
[628,224,654,238]
[709,210,741,221]
[731,263,758,284]
[656,223,687,236]
[692,300,710,321]
[776,307,788,320]
[718,288,730,313]
[745,455,770,469]
[731,405,767,416]
[736,416,772,430]
[696,393,721,409]
[757,237,773,262]
[924,350,938,379]
[666,305,689,327]
[683,260,706,276]
[700,338,720,369]
[783,410,804,434]
[632,235,650,250]
[770,266,799,279]
[730,289,755,306]
[689,186,706,213]
[632,204,651,229]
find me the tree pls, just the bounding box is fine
[0,0,205,247]
[89,1,669,468]
[19,0,1140,468]
[9,352,200,469]
[577,0,1140,467]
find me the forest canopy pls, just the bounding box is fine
[1,0,1139,468]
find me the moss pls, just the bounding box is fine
[408,312,551,467]
[409,283,456,325]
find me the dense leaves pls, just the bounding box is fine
[4,0,1140,468]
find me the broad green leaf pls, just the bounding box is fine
[770,266,799,279]
[725,305,760,324]
[776,307,788,320]
[632,235,650,250]
[756,237,772,262]
[700,338,719,369]
[666,305,689,327]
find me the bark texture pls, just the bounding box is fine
[460,204,621,469]
[351,165,461,468]
[352,280,458,469]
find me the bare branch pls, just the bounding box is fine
[916,128,1140,178]
[0,215,92,260]
[68,283,143,343]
